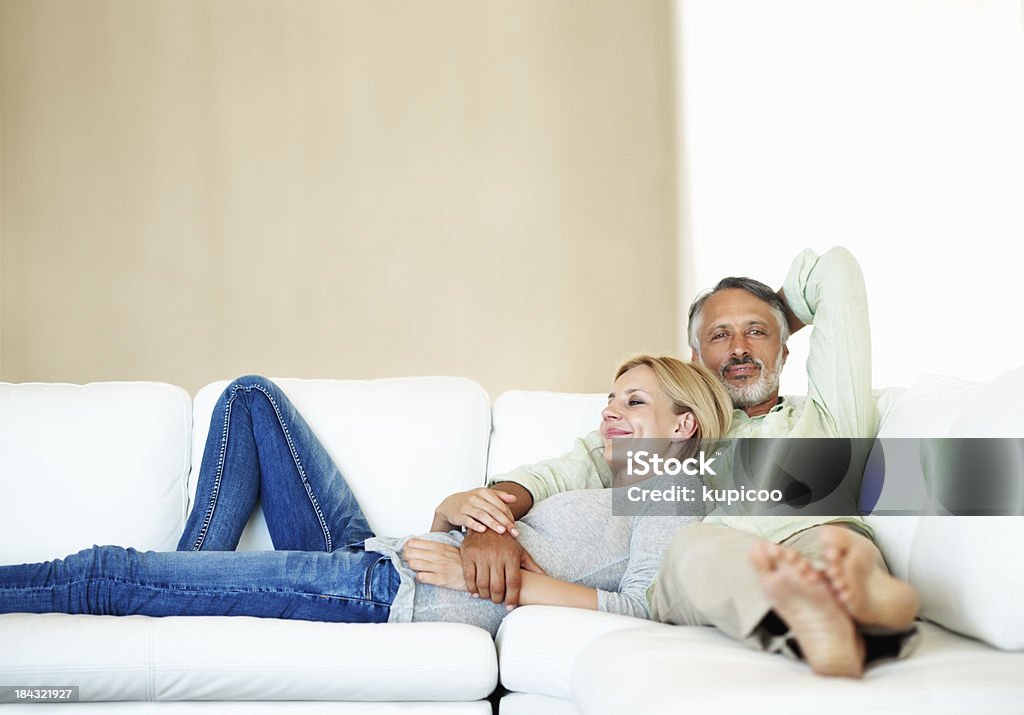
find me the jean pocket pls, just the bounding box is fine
[365,554,399,605]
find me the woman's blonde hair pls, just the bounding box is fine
[614,354,733,442]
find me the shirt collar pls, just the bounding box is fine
[732,395,788,421]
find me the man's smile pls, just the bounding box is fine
[724,364,760,380]
[721,358,763,382]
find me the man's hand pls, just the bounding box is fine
[460,528,544,605]
[433,487,520,536]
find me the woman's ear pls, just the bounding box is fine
[675,411,697,440]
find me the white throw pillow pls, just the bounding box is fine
[876,367,1024,650]
[948,363,1024,438]
[909,517,1024,650]
[877,374,981,438]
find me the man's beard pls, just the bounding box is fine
[718,349,785,409]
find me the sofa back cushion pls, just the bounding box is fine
[0,382,192,563]
[487,390,605,478]
[870,370,1023,650]
[190,377,490,548]
[868,375,984,584]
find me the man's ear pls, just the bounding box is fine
[675,411,697,440]
[691,348,700,364]
[782,344,790,362]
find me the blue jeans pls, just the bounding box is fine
[0,376,400,623]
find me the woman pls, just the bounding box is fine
[0,356,732,635]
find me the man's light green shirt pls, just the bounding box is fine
[490,247,877,544]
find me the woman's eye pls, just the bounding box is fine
[628,399,645,407]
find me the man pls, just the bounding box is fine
[435,247,917,676]
[649,247,918,677]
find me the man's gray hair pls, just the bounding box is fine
[687,277,790,356]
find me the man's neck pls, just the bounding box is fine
[740,394,781,418]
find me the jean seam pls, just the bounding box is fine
[37,576,384,606]
[248,383,334,552]
[186,387,237,551]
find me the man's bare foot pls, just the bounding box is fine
[818,526,919,630]
[751,541,865,678]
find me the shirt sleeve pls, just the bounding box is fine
[782,247,878,438]
[487,430,615,504]
[597,514,697,620]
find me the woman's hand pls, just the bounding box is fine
[403,538,468,592]
[432,488,520,537]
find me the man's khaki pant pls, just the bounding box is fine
[649,522,917,660]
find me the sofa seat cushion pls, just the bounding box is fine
[571,621,1024,715]
[498,693,578,715]
[0,613,497,702]
[0,382,192,564]
[495,605,660,699]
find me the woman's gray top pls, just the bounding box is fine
[366,480,701,637]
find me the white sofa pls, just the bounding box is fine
[1,370,1022,713]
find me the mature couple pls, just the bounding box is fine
[0,247,917,678]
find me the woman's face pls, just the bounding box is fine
[601,365,695,464]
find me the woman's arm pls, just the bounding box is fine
[517,571,597,610]
[403,538,595,610]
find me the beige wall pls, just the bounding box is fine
[0,0,678,396]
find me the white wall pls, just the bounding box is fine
[674,0,1024,394]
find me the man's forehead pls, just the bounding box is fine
[701,290,777,325]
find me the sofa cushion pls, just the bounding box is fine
[486,390,605,478]
[876,374,982,439]
[907,517,1024,651]
[0,613,497,702]
[495,605,659,699]
[572,622,1024,715]
[498,693,578,715]
[0,382,191,564]
[870,368,1024,651]
[191,377,490,548]
[948,363,1024,438]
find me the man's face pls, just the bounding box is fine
[692,289,788,412]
